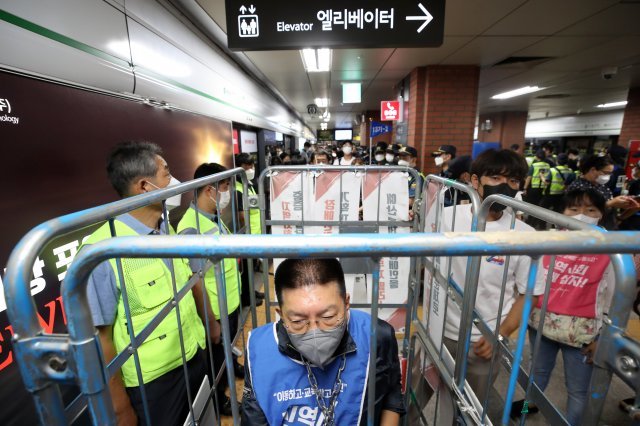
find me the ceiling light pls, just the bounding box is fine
[342,83,362,103]
[320,123,328,130]
[315,98,329,107]
[491,86,543,100]
[596,101,628,108]
[301,48,331,72]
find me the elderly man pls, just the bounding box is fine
[83,141,218,425]
[241,258,405,425]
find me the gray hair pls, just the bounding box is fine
[107,141,163,197]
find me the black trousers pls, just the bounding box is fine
[525,188,546,230]
[212,308,240,403]
[127,348,207,426]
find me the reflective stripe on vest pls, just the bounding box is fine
[177,207,241,317]
[248,310,371,425]
[549,165,574,195]
[235,181,261,234]
[84,220,206,387]
[531,161,550,188]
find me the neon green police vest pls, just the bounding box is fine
[530,161,550,189]
[235,181,261,235]
[177,207,241,317]
[548,165,574,195]
[84,220,206,387]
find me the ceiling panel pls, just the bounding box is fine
[514,36,614,57]
[536,36,640,72]
[442,36,545,66]
[443,0,527,35]
[483,0,620,36]
[331,49,395,71]
[557,3,640,36]
[383,37,473,70]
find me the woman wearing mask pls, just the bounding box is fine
[334,141,355,165]
[511,188,613,425]
[566,154,640,228]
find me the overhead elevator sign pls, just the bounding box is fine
[225,0,446,50]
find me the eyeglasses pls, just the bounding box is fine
[283,314,345,334]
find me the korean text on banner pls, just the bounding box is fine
[361,171,410,329]
[307,171,361,234]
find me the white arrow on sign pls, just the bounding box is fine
[239,5,247,13]
[249,4,256,13]
[406,3,434,33]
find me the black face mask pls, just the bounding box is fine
[482,182,518,212]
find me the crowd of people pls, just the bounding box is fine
[80,139,640,426]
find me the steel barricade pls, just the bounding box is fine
[412,174,640,425]
[256,165,422,338]
[3,167,256,426]
[12,231,639,425]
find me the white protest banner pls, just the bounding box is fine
[361,171,410,329]
[307,171,361,234]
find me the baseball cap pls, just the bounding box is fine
[432,145,456,157]
[445,155,472,180]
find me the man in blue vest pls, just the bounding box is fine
[241,258,405,425]
[83,141,219,425]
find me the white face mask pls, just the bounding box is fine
[375,154,385,162]
[147,176,181,210]
[211,190,231,211]
[596,174,610,185]
[245,168,255,181]
[398,159,410,167]
[342,146,352,155]
[571,213,600,225]
[385,154,395,163]
[434,156,444,166]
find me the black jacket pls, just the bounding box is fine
[240,317,405,425]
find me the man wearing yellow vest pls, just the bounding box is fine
[84,141,219,425]
[524,149,551,229]
[541,153,576,213]
[234,153,265,306]
[177,162,244,416]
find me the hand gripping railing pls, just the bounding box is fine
[24,231,640,425]
[3,168,252,426]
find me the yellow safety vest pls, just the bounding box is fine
[177,207,241,317]
[548,165,574,195]
[235,181,261,235]
[83,220,205,387]
[530,161,550,189]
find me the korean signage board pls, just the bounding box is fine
[225,0,446,50]
[381,101,401,121]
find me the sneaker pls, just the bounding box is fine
[510,399,538,419]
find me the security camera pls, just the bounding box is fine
[601,67,618,80]
[307,104,318,115]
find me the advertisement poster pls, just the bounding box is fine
[0,71,233,425]
[240,129,258,153]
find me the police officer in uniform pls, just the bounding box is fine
[241,258,405,425]
[83,141,217,425]
[177,162,245,416]
[397,145,424,208]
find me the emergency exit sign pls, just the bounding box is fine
[225,0,446,50]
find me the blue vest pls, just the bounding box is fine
[248,310,371,425]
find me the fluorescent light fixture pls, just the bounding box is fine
[301,49,331,72]
[491,86,543,100]
[315,98,329,107]
[342,82,362,103]
[596,101,628,108]
[320,123,328,130]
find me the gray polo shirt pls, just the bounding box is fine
[85,214,173,327]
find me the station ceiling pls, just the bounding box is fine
[197,0,640,131]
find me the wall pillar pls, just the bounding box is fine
[478,111,528,152]
[619,87,640,147]
[405,65,479,174]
